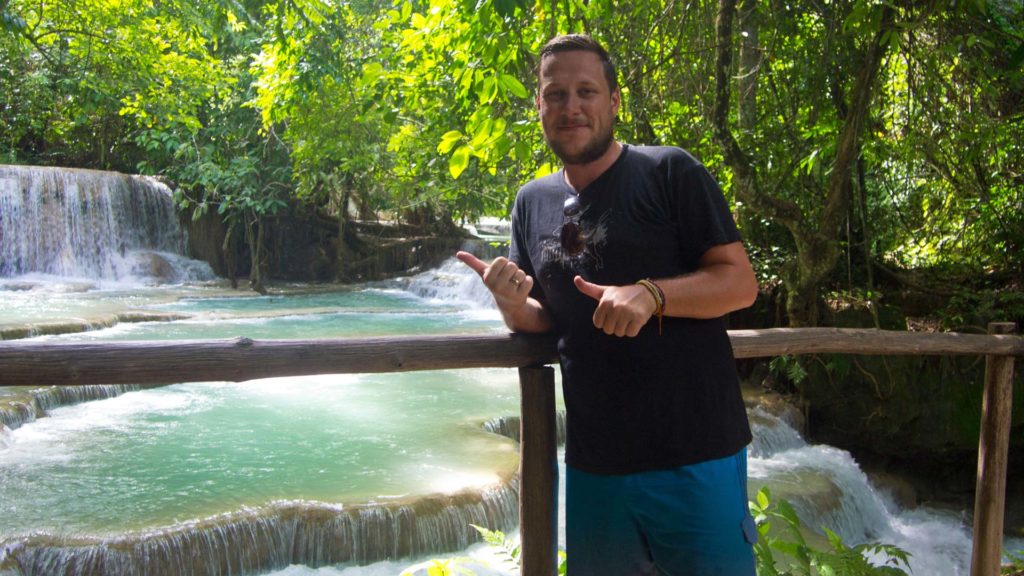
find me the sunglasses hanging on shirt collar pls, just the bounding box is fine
[561,195,585,257]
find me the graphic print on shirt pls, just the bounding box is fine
[540,203,610,271]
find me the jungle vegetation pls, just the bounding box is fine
[1,0,1021,326]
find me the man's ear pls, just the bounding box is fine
[611,87,621,115]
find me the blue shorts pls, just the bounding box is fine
[566,448,757,576]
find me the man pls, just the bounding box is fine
[458,33,759,575]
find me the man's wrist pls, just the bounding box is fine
[635,279,664,335]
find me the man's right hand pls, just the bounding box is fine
[456,251,553,334]
[456,251,533,310]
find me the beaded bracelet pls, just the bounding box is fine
[635,278,665,335]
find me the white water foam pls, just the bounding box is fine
[297,420,1017,576]
[0,165,215,285]
[401,258,501,311]
[748,406,807,458]
[3,253,1018,575]
[0,385,212,465]
[747,414,1016,575]
[0,424,12,450]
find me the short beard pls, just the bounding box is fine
[547,127,615,166]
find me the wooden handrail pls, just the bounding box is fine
[0,333,560,386]
[1,327,1021,387]
[0,325,1019,576]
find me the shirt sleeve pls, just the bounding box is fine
[675,163,741,265]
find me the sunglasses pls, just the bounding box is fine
[561,195,584,256]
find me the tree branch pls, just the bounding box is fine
[711,0,802,227]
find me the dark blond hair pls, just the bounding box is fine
[538,34,618,92]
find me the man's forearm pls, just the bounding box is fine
[657,241,759,319]
[501,297,555,333]
[657,265,758,319]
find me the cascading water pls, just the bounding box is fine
[746,409,986,576]
[324,406,1022,576]
[396,255,500,309]
[0,175,1020,576]
[2,281,1019,576]
[0,258,529,575]
[0,165,213,284]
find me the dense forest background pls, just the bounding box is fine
[1,0,1021,327]
[2,0,1023,516]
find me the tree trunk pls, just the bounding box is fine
[789,5,893,326]
[222,219,239,289]
[246,211,268,295]
[737,0,759,132]
[712,0,894,326]
[336,187,352,281]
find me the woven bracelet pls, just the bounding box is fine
[636,279,664,335]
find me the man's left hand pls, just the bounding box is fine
[574,276,657,337]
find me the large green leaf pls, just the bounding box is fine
[449,145,471,179]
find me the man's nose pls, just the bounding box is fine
[564,92,583,113]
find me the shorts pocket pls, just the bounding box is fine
[741,514,759,545]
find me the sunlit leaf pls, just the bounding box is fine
[499,73,529,99]
[437,130,464,154]
[449,145,471,179]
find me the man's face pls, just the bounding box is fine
[536,50,620,166]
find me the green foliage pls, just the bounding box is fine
[470,524,567,575]
[1,0,1019,305]
[940,283,1024,332]
[410,491,916,576]
[751,487,913,576]
[471,524,521,568]
[400,557,478,576]
[770,355,809,387]
[401,524,566,576]
[1003,550,1024,575]
[872,2,1024,278]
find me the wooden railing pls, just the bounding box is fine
[1,325,1020,576]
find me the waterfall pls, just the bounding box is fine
[0,385,140,432]
[399,257,498,309]
[30,384,143,413]
[0,398,36,431]
[747,409,987,576]
[482,411,567,446]
[748,406,807,458]
[2,479,520,576]
[0,165,213,283]
[1,247,1016,576]
[0,375,523,576]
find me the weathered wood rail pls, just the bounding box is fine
[0,325,1020,576]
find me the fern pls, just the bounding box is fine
[769,355,808,385]
[470,524,521,568]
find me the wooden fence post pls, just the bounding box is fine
[519,365,558,576]
[971,322,1017,576]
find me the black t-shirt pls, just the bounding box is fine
[509,144,752,474]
